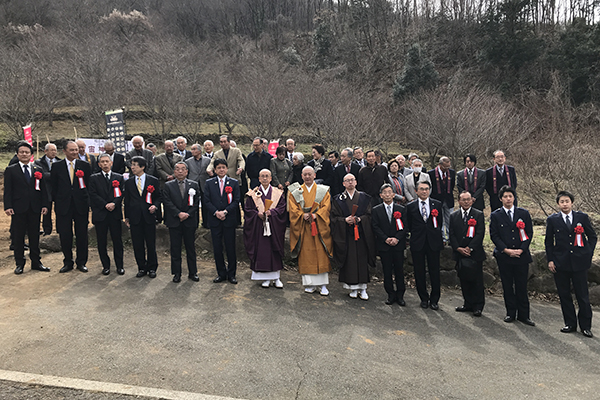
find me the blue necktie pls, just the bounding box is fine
[23,165,30,183]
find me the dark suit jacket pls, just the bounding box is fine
[203,176,240,229]
[88,172,124,224]
[175,149,192,160]
[307,158,334,186]
[371,202,407,253]
[4,163,49,213]
[126,148,155,176]
[162,179,200,229]
[456,168,486,210]
[490,207,533,264]
[124,174,162,225]
[485,165,517,205]
[35,155,62,202]
[332,163,361,196]
[79,153,98,173]
[51,159,91,216]
[545,211,597,272]
[405,198,444,252]
[106,153,126,174]
[428,168,456,208]
[449,207,486,262]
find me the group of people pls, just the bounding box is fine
[4,137,596,339]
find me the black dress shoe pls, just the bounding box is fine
[189,274,199,282]
[228,277,238,284]
[420,301,429,309]
[430,303,439,311]
[32,264,50,272]
[173,274,181,283]
[59,265,74,273]
[503,316,515,323]
[473,310,482,317]
[76,265,88,273]
[136,270,147,278]
[148,270,157,278]
[455,306,473,312]
[385,298,396,305]
[102,268,110,275]
[117,268,125,275]
[397,299,406,307]
[14,266,24,275]
[582,329,594,338]
[518,318,536,326]
[560,326,577,333]
[213,276,226,283]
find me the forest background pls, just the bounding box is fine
[0,0,599,216]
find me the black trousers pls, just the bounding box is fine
[56,201,88,267]
[130,221,158,272]
[42,201,53,234]
[497,261,529,319]
[11,211,41,268]
[95,217,123,270]
[554,269,592,330]
[458,260,485,311]
[411,241,441,304]
[380,249,405,300]
[200,191,209,229]
[210,224,236,279]
[169,225,197,276]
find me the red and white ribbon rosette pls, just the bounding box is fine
[393,211,404,231]
[146,185,155,204]
[112,180,121,197]
[516,219,529,241]
[467,218,477,238]
[431,208,439,228]
[224,186,233,204]
[75,170,85,189]
[188,188,196,206]
[34,171,42,191]
[574,223,584,247]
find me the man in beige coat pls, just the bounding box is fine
[207,135,245,180]
[155,140,183,188]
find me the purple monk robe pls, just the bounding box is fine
[243,186,287,272]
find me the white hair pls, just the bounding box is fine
[176,136,187,144]
[230,140,237,147]
[293,152,304,162]
[203,140,213,146]
[44,143,56,151]
[132,135,144,144]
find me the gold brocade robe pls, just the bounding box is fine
[288,183,332,274]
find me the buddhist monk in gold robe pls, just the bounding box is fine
[288,166,333,295]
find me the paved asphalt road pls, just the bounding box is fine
[0,248,599,399]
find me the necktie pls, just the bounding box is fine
[346,164,350,174]
[498,166,504,176]
[468,170,473,182]
[105,173,110,182]
[566,215,572,230]
[421,201,427,222]
[179,180,185,198]
[387,204,392,221]
[23,165,30,183]
[137,177,143,195]
[508,210,512,222]
[463,211,468,224]
[48,159,52,170]
[69,161,74,183]
[219,179,224,196]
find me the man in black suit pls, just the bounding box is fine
[332,148,361,196]
[101,140,126,175]
[89,153,125,276]
[4,141,50,274]
[357,150,389,207]
[406,181,444,310]
[124,156,162,278]
[76,139,99,174]
[372,184,407,306]
[485,150,517,211]
[449,191,486,316]
[456,154,486,211]
[126,135,155,176]
[246,137,273,189]
[52,141,92,273]
[162,162,200,283]
[204,158,241,284]
[490,185,535,326]
[428,156,455,243]
[545,191,597,338]
[35,143,61,235]
[175,136,193,160]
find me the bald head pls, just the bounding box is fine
[302,166,315,185]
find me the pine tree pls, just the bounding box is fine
[393,44,439,102]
